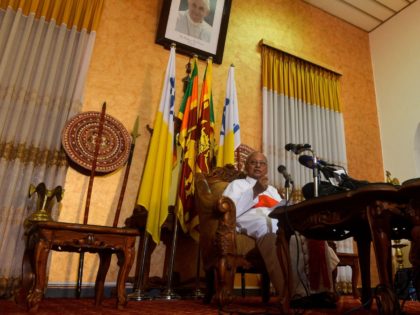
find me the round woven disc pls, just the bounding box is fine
[62,111,131,173]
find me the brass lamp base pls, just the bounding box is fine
[28,209,52,222]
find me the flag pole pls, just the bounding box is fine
[126,118,154,301]
[189,246,205,299]
[157,204,181,300]
[129,44,177,301]
[189,56,215,299]
[127,207,153,300]
[128,231,153,300]
[156,55,194,300]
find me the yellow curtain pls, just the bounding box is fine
[0,0,104,298]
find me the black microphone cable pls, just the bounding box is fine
[276,165,312,300]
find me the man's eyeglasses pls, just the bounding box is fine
[248,160,267,167]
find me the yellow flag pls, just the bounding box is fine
[137,46,176,244]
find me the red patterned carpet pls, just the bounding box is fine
[2,295,419,314]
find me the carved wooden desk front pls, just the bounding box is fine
[22,221,139,312]
[269,183,405,313]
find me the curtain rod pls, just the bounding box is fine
[260,39,342,76]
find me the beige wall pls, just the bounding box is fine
[370,0,420,183]
[369,0,420,271]
[49,0,383,286]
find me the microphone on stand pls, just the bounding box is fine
[298,154,338,180]
[298,155,338,169]
[277,165,294,185]
[277,165,293,200]
[284,143,311,155]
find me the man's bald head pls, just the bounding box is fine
[245,152,268,180]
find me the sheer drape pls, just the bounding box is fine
[261,44,354,291]
[0,0,103,297]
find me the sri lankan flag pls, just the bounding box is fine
[137,46,176,244]
[196,58,216,174]
[176,58,199,240]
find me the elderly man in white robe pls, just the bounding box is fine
[223,151,339,307]
[175,0,212,42]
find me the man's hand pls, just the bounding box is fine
[253,175,269,198]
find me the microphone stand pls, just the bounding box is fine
[284,178,291,201]
[312,154,319,197]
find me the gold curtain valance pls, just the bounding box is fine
[0,0,104,32]
[261,40,342,112]
[260,39,342,76]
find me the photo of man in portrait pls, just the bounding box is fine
[175,0,215,43]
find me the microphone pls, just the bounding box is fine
[298,155,337,169]
[284,143,311,154]
[277,165,294,184]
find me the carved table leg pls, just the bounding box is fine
[115,237,137,310]
[16,247,35,307]
[355,230,372,307]
[95,252,112,306]
[367,202,394,286]
[27,238,51,312]
[367,201,402,315]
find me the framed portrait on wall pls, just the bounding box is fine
[156,0,232,64]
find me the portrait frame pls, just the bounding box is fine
[156,0,232,64]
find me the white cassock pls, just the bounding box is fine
[223,176,339,298]
[175,10,212,43]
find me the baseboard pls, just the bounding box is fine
[45,282,134,298]
[45,282,265,299]
[233,288,267,296]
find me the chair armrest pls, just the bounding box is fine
[214,195,237,256]
[195,172,238,271]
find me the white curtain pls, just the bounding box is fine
[0,0,103,297]
[261,44,354,292]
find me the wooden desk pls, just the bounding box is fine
[269,183,406,313]
[22,221,139,312]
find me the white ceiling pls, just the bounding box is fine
[302,0,417,32]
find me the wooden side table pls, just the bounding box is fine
[336,252,360,298]
[22,221,139,312]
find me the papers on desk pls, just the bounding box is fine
[328,169,347,186]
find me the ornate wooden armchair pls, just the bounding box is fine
[195,165,271,306]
